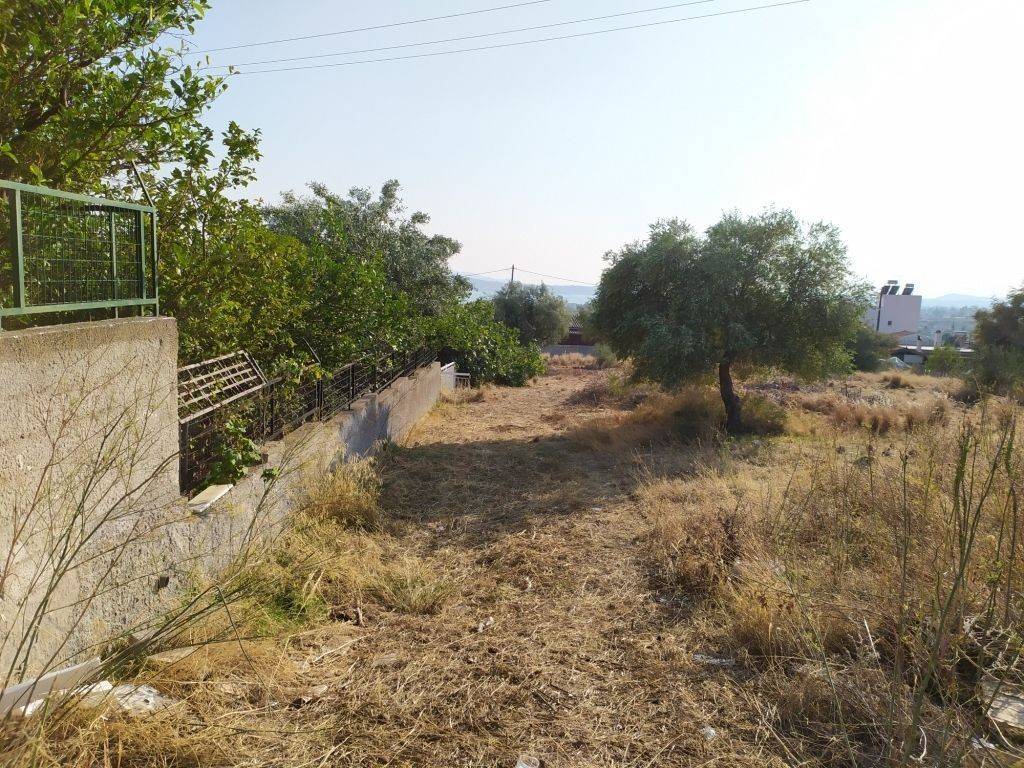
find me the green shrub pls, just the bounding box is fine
[594,343,618,369]
[429,300,545,386]
[924,345,964,376]
[846,326,892,373]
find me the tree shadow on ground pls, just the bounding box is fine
[378,432,640,550]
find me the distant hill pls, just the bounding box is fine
[921,293,996,309]
[465,276,597,306]
[466,278,994,311]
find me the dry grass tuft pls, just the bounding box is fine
[543,352,601,370]
[796,392,951,434]
[641,472,744,596]
[573,385,791,450]
[441,386,488,404]
[301,458,382,530]
[368,558,453,614]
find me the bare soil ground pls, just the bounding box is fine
[307,367,771,766]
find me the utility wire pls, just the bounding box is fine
[207,0,718,69]
[232,1,811,75]
[515,268,596,286]
[459,266,597,285]
[458,268,516,278]
[188,0,558,55]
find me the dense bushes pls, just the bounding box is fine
[972,287,1024,394]
[157,153,542,384]
[430,300,545,386]
[846,326,893,372]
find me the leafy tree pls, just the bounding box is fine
[847,326,893,372]
[429,300,545,386]
[146,125,317,366]
[591,212,866,432]
[924,345,964,376]
[264,182,470,319]
[492,282,571,346]
[973,288,1024,391]
[0,0,224,187]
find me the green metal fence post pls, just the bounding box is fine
[9,188,24,314]
[136,209,146,309]
[152,210,159,316]
[109,210,118,318]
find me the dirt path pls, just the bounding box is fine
[300,368,771,767]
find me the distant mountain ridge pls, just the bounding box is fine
[920,293,996,309]
[465,276,596,306]
[465,277,995,311]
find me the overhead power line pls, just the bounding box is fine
[515,268,596,286]
[459,268,516,278]
[231,1,811,75]
[188,0,557,55]
[459,266,596,286]
[208,0,718,70]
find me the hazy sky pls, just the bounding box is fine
[188,0,1024,297]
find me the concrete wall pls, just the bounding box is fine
[542,344,598,357]
[0,318,443,679]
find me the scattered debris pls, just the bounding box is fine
[289,684,329,710]
[0,657,102,717]
[693,653,736,668]
[516,756,540,768]
[979,679,1024,741]
[701,725,718,742]
[477,616,495,633]
[19,682,175,719]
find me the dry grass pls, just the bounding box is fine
[641,471,744,596]
[542,351,603,369]
[572,385,791,450]
[795,390,952,434]
[440,386,488,404]
[18,369,1024,768]
[301,458,383,530]
[638,397,1024,765]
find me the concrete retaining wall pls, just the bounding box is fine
[542,344,597,356]
[0,318,443,678]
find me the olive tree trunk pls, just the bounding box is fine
[718,361,742,433]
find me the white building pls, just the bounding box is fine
[863,280,922,343]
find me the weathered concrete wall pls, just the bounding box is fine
[0,317,442,679]
[0,318,180,676]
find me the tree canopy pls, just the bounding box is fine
[0,0,223,188]
[590,211,867,431]
[973,288,1024,392]
[0,1,544,387]
[492,282,571,346]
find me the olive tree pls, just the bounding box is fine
[591,211,867,432]
[492,282,571,346]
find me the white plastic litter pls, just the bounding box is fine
[20,681,174,718]
[701,726,718,742]
[693,653,736,668]
[516,756,540,768]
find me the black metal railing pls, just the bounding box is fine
[178,347,436,494]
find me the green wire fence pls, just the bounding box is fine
[0,180,158,328]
